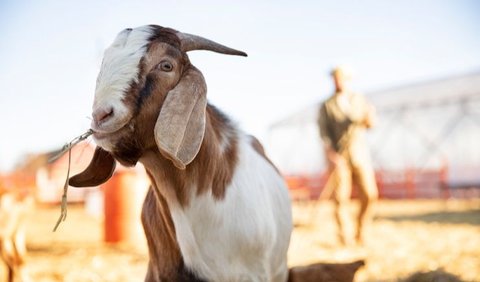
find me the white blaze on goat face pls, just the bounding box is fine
[92,26,154,134]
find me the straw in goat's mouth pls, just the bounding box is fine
[51,129,93,232]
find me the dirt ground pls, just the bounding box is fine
[1,199,479,282]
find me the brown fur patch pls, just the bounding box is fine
[148,26,182,50]
[194,105,238,200]
[140,104,239,206]
[250,135,280,174]
[288,260,364,282]
[141,186,206,282]
[141,187,180,280]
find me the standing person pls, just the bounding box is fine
[317,66,378,246]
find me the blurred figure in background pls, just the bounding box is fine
[317,66,378,246]
[0,184,33,282]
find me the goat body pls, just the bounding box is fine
[140,106,292,281]
[69,25,293,282]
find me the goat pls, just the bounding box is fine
[288,260,365,282]
[69,25,293,282]
[0,189,32,282]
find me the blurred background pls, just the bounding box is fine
[0,1,479,281]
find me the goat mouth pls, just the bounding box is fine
[91,123,128,139]
[92,131,109,140]
[91,129,123,153]
[91,124,132,146]
[91,129,123,142]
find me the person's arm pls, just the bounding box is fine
[355,94,376,129]
[363,103,377,128]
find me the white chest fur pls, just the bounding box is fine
[167,136,293,282]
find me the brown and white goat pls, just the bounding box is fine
[69,25,293,281]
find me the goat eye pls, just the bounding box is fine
[158,61,173,72]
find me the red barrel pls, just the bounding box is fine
[103,169,148,245]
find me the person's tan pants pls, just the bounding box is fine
[331,157,378,245]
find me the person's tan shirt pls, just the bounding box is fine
[317,91,374,164]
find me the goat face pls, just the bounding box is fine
[91,26,188,166]
[69,25,246,187]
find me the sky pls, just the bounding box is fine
[0,0,479,171]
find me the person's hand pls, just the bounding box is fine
[326,147,346,169]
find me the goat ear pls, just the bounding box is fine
[69,147,116,187]
[154,66,207,169]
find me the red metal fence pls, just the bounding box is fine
[285,166,479,201]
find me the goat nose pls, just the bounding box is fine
[93,107,114,124]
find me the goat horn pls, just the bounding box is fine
[178,32,247,57]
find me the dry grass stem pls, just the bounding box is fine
[52,129,93,232]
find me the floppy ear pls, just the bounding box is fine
[69,147,116,187]
[154,66,207,169]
